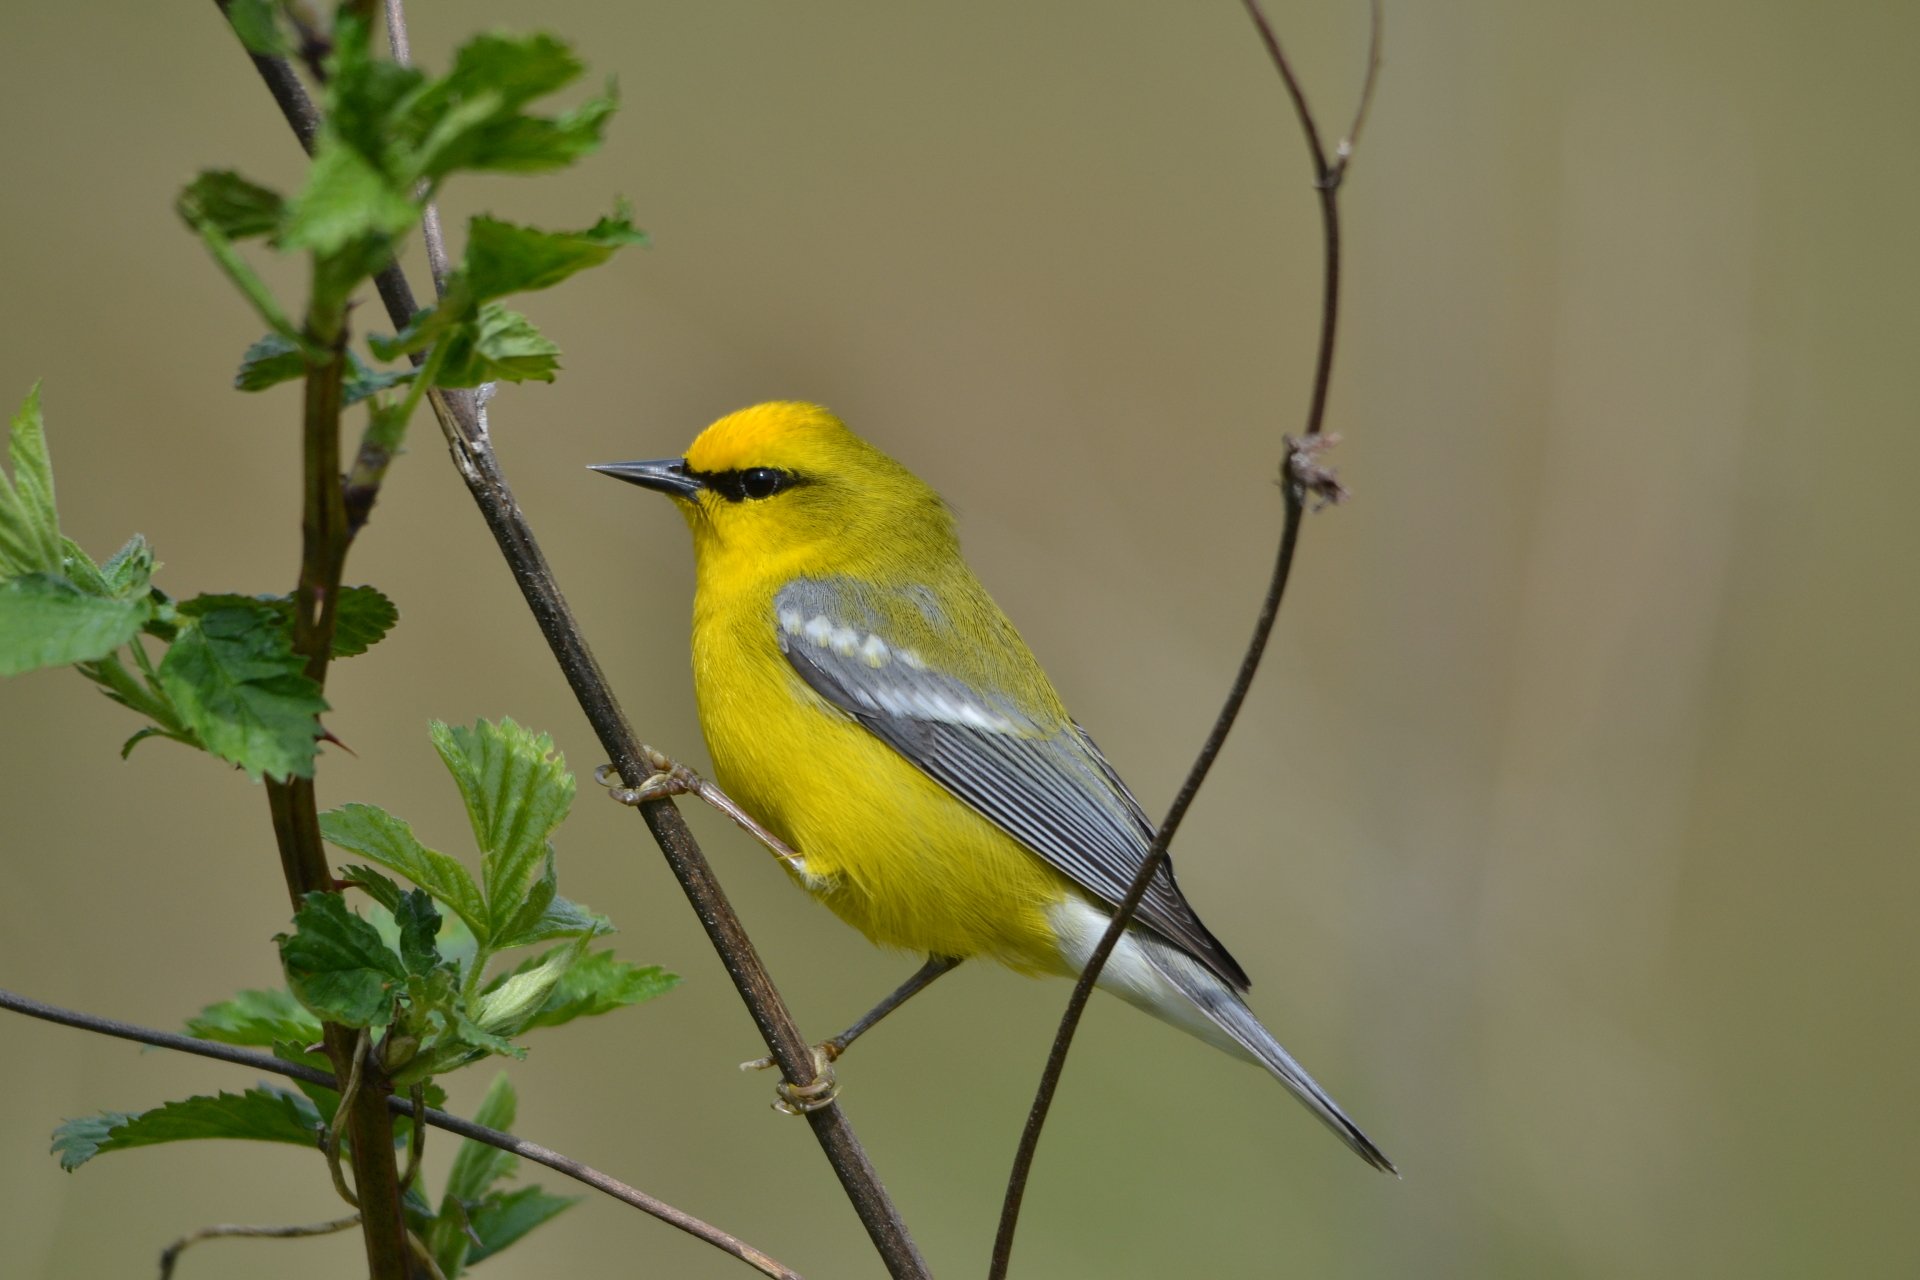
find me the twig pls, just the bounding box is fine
[218,7,927,1274]
[380,0,452,294]
[0,988,802,1280]
[159,1213,361,1279]
[324,1030,371,1208]
[987,4,1383,1275]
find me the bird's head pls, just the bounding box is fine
[593,402,955,578]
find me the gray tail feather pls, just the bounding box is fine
[1145,942,1399,1175]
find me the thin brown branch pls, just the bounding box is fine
[988,4,1382,1275]
[160,1213,362,1280]
[0,988,802,1280]
[218,7,928,1274]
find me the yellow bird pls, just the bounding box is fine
[594,401,1393,1172]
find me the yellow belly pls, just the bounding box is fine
[692,606,1074,975]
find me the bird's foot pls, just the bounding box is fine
[594,749,696,807]
[739,1043,843,1115]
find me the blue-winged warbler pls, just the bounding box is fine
[594,402,1393,1172]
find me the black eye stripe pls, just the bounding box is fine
[689,466,799,502]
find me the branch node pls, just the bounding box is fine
[1285,432,1352,511]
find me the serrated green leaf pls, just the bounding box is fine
[488,852,558,952]
[177,170,285,240]
[0,383,63,578]
[278,891,408,1028]
[331,584,398,656]
[439,303,562,386]
[453,1011,525,1060]
[492,891,609,952]
[158,596,323,780]
[278,135,419,257]
[235,335,410,407]
[368,310,434,363]
[519,951,677,1032]
[0,574,151,675]
[326,10,426,163]
[444,86,618,175]
[233,333,304,392]
[402,33,610,182]
[51,1088,322,1171]
[345,358,413,406]
[320,803,488,941]
[339,862,406,912]
[463,208,647,304]
[475,941,579,1037]
[186,988,322,1048]
[466,1185,578,1266]
[396,889,444,976]
[224,0,290,56]
[445,33,583,108]
[429,719,575,936]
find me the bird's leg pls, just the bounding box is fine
[742,955,964,1084]
[595,754,803,868]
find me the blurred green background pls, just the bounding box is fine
[2,2,1916,1276]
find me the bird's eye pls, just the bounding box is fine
[738,467,789,500]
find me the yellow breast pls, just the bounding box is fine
[690,584,1074,974]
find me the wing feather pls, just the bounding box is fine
[775,576,1249,990]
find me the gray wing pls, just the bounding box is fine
[775,577,1249,990]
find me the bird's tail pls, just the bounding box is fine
[1142,934,1397,1173]
[1048,898,1397,1173]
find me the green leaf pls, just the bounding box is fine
[236,335,410,407]
[429,719,575,937]
[339,862,407,913]
[278,891,408,1028]
[177,170,285,240]
[158,595,324,780]
[453,1011,525,1060]
[51,1088,321,1171]
[492,892,609,951]
[232,333,303,392]
[439,86,618,176]
[0,574,150,675]
[370,300,562,385]
[443,33,584,109]
[186,988,322,1048]
[320,803,487,941]
[475,942,580,1037]
[97,534,156,599]
[488,853,558,953]
[438,303,563,386]
[466,1185,578,1266]
[345,357,413,406]
[326,12,426,164]
[429,1072,523,1276]
[331,584,398,656]
[224,0,290,56]
[119,726,170,758]
[403,34,615,181]
[444,1073,517,1205]
[396,889,444,976]
[278,135,419,257]
[463,208,647,303]
[519,951,677,1032]
[0,383,64,578]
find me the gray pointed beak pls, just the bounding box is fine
[589,457,702,497]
